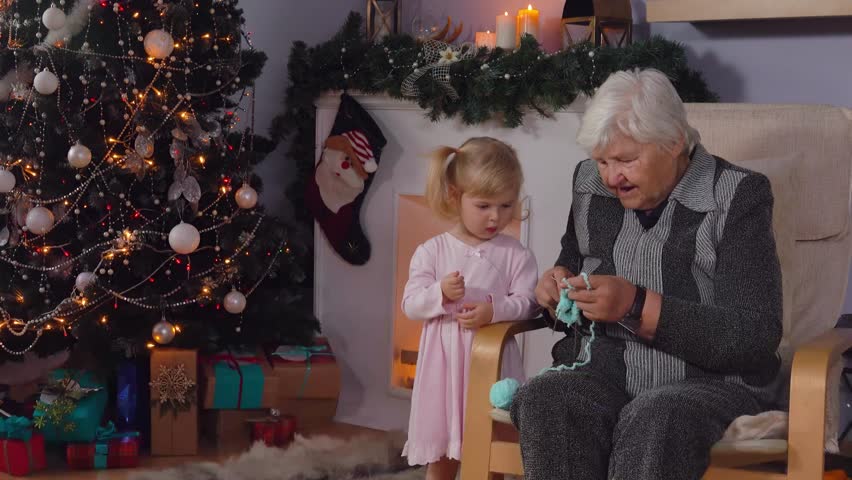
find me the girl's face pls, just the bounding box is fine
[457,190,518,242]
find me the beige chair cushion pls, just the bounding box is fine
[686,104,851,242]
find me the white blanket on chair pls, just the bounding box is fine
[722,411,788,442]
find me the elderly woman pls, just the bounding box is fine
[510,69,782,480]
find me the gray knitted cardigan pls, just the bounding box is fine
[556,144,783,400]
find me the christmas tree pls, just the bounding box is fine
[0,0,318,365]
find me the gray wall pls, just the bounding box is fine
[241,0,365,220]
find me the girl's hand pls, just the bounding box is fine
[565,275,636,322]
[456,302,493,329]
[441,271,465,302]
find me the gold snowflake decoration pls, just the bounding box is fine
[150,363,196,411]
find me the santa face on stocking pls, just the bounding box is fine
[315,130,378,213]
[305,93,387,265]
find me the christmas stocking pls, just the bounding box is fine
[306,93,386,265]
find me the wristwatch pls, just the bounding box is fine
[618,285,646,335]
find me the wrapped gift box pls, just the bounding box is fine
[150,348,198,456]
[268,340,340,428]
[200,409,262,452]
[0,416,46,477]
[200,354,280,410]
[66,424,139,470]
[247,412,297,447]
[33,369,108,444]
[269,341,340,399]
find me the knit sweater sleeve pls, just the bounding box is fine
[652,173,783,374]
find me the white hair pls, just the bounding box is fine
[576,68,700,155]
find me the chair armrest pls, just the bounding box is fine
[786,328,852,477]
[461,317,549,477]
[470,317,550,384]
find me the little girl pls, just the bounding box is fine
[401,137,539,480]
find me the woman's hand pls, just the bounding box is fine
[441,271,465,303]
[535,266,573,316]
[564,275,636,322]
[456,302,494,329]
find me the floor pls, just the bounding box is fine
[1,422,381,480]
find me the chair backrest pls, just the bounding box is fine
[685,104,852,359]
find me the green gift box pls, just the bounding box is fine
[33,369,108,444]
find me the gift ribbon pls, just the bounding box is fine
[95,421,139,442]
[92,422,139,469]
[211,353,264,409]
[274,346,335,398]
[0,415,33,441]
[401,40,476,100]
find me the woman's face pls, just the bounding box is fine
[591,133,687,211]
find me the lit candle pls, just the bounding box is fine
[475,30,497,49]
[516,4,540,46]
[495,11,516,50]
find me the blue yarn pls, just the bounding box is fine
[488,273,597,410]
[489,378,520,409]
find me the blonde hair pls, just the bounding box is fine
[425,137,524,220]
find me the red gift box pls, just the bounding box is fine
[0,433,47,476]
[66,436,139,470]
[248,414,297,447]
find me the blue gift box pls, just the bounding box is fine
[33,369,108,444]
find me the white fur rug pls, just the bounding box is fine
[129,433,425,480]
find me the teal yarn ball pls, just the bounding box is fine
[489,378,520,409]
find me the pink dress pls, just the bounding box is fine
[401,232,539,465]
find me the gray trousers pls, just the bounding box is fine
[509,336,763,480]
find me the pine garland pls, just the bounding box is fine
[272,12,717,225]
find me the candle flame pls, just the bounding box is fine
[528,4,533,10]
[504,11,508,16]
[487,30,491,33]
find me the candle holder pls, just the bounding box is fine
[561,0,632,48]
[366,0,402,42]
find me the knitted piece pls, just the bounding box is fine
[541,272,594,374]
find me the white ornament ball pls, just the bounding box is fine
[234,185,258,209]
[67,143,92,168]
[75,271,96,291]
[0,169,15,193]
[152,320,176,344]
[42,5,66,30]
[25,206,54,235]
[224,289,247,314]
[33,70,59,95]
[143,29,174,60]
[168,222,200,254]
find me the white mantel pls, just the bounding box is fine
[314,93,590,431]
